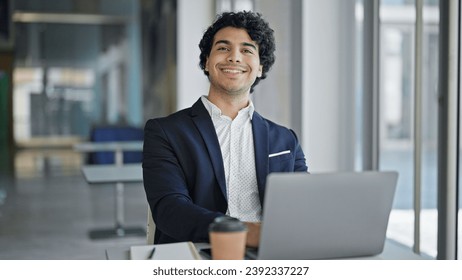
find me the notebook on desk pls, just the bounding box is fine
[249,171,398,260]
[130,242,201,260]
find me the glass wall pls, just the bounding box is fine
[13,67,95,143]
[379,0,439,257]
[8,0,147,177]
[459,6,462,258]
[11,0,141,148]
[458,0,462,259]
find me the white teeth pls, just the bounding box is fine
[222,69,242,74]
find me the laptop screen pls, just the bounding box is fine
[257,171,398,260]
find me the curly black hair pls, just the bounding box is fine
[198,11,276,93]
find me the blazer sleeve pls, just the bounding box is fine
[291,129,309,172]
[142,119,223,243]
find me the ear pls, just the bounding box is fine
[257,65,263,78]
[205,57,209,72]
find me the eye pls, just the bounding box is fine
[217,46,229,51]
[243,48,254,54]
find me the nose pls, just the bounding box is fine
[227,49,241,63]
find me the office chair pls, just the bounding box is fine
[147,207,156,244]
[88,125,143,164]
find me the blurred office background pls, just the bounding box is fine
[0,0,460,259]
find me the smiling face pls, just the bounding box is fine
[205,27,263,97]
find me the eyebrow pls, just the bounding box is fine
[214,40,257,51]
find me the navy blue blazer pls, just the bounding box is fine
[143,98,308,244]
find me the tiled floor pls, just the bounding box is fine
[0,149,147,260]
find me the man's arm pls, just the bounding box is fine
[143,119,224,243]
[290,129,308,172]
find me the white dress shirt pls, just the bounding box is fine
[201,96,262,222]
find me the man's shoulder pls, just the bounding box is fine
[253,111,292,131]
[159,107,192,121]
[144,109,189,134]
[144,99,209,133]
[253,111,301,143]
[146,99,206,125]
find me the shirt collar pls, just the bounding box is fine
[201,95,254,120]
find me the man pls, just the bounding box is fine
[143,11,308,246]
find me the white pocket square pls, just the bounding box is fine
[268,150,291,158]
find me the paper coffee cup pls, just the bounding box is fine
[209,216,248,260]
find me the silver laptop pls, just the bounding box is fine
[252,171,398,260]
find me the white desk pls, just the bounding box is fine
[74,141,143,165]
[81,164,145,239]
[82,164,142,184]
[75,141,144,239]
[344,239,431,260]
[105,239,430,260]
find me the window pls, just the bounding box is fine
[379,0,439,258]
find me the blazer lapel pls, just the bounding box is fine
[190,99,228,200]
[252,112,269,205]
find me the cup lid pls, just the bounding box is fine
[209,216,247,232]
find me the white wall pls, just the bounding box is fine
[177,0,215,110]
[302,0,357,172]
[252,0,293,129]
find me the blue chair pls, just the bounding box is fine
[88,125,143,164]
